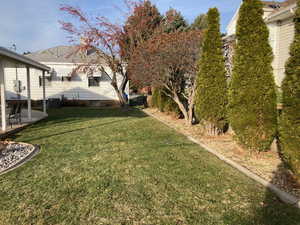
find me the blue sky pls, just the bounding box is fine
[0,0,242,54]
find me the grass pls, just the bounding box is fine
[0,107,299,225]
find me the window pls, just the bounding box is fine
[88,77,101,87]
[39,76,51,87]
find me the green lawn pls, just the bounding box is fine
[0,107,299,225]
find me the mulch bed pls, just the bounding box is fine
[144,108,300,198]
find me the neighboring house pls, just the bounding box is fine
[5,45,126,106]
[225,0,297,86]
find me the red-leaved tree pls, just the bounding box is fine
[60,1,162,106]
[129,30,202,124]
[119,0,162,61]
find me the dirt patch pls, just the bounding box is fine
[144,108,300,198]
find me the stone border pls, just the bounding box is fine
[143,109,300,208]
[0,144,40,176]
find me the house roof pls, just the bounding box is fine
[0,47,50,71]
[281,0,297,7]
[262,1,284,9]
[26,45,98,64]
[266,0,297,22]
[225,0,297,39]
[262,0,296,9]
[264,0,297,14]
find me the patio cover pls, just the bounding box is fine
[0,47,50,131]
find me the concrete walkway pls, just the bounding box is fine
[0,109,47,136]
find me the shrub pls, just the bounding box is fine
[280,0,300,180]
[151,88,160,108]
[151,87,181,116]
[163,96,182,117]
[151,88,165,111]
[228,0,277,151]
[195,8,227,132]
[157,89,165,112]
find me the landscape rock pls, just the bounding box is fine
[0,142,35,173]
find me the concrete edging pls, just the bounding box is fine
[143,109,300,208]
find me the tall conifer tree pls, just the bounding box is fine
[190,14,208,31]
[280,0,300,179]
[229,0,277,151]
[163,8,187,33]
[195,8,227,132]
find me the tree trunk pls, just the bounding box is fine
[110,72,128,107]
[111,81,127,107]
[173,92,193,125]
[120,72,129,94]
[187,84,196,125]
[187,105,194,125]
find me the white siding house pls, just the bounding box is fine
[5,46,126,104]
[225,0,297,86]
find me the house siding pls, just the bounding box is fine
[4,61,124,102]
[274,18,295,85]
[3,61,28,100]
[226,3,296,87]
[226,5,275,36]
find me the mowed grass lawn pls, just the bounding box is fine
[0,107,299,225]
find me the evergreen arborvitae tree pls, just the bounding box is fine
[163,8,187,33]
[229,0,277,151]
[280,0,300,179]
[195,8,227,132]
[151,88,160,108]
[190,14,208,31]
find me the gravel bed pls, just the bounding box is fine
[0,142,35,173]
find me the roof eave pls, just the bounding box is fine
[0,47,51,71]
[265,3,297,23]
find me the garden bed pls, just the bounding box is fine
[0,141,39,175]
[143,108,300,198]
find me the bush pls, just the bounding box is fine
[228,0,277,151]
[163,96,182,117]
[151,87,181,117]
[280,0,300,180]
[195,8,227,132]
[151,88,160,108]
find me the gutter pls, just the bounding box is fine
[265,3,297,23]
[0,47,50,72]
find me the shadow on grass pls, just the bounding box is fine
[46,107,147,119]
[21,118,129,142]
[231,163,300,225]
[23,107,148,132]
[8,107,149,141]
[258,188,300,225]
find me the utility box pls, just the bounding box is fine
[13,80,24,93]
